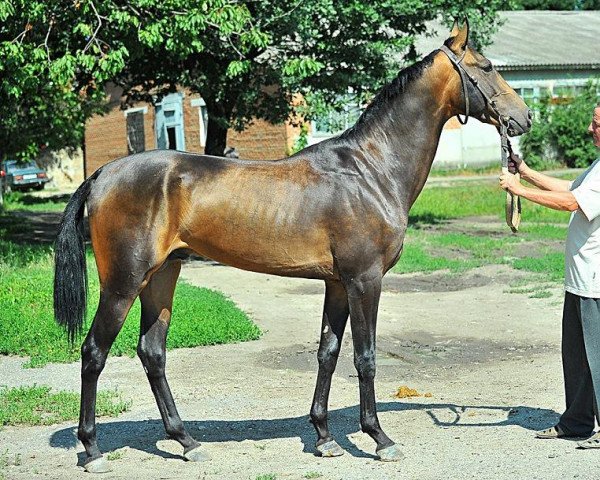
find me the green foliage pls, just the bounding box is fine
[0,239,261,367]
[1,1,509,159]
[290,124,309,155]
[0,0,263,160]
[520,82,599,168]
[513,0,600,9]
[0,385,129,426]
[518,101,555,170]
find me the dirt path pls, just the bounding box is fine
[1,262,599,479]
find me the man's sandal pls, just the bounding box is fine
[536,425,588,440]
[578,432,600,449]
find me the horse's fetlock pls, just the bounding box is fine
[360,418,381,436]
[310,407,327,425]
[78,424,96,442]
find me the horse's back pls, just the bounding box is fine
[86,150,338,280]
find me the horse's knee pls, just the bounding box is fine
[354,352,376,379]
[317,339,340,373]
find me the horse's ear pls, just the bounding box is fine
[450,19,461,38]
[447,17,469,52]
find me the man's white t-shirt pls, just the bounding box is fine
[565,158,600,298]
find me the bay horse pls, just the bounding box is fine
[54,20,531,472]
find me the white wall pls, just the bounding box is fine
[433,119,522,169]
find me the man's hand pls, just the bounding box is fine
[508,152,526,174]
[499,172,523,195]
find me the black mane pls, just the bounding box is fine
[344,50,438,136]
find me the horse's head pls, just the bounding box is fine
[440,19,532,136]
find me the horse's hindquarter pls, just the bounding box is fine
[179,157,337,279]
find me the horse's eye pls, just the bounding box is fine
[482,63,494,73]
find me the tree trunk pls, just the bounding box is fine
[204,116,228,157]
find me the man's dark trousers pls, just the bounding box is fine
[559,292,600,436]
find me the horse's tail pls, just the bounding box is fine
[53,169,101,343]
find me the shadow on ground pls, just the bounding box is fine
[50,402,559,461]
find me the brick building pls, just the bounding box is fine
[84,87,302,177]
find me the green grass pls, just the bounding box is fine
[394,225,566,281]
[106,450,125,461]
[0,385,130,426]
[3,191,69,212]
[394,241,476,274]
[0,241,261,367]
[393,178,575,280]
[512,252,565,282]
[255,475,277,480]
[411,182,573,225]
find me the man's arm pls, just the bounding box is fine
[519,164,573,192]
[500,173,579,212]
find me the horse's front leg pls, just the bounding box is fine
[310,280,349,457]
[346,275,404,462]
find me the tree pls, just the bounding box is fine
[0,0,265,160]
[1,1,510,160]
[114,0,512,155]
[512,0,600,9]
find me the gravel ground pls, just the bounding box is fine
[1,261,599,480]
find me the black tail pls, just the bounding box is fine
[53,170,100,343]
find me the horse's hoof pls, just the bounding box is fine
[184,445,211,462]
[316,440,345,457]
[376,444,404,462]
[83,456,111,473]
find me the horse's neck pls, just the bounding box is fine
[353,64,452,212]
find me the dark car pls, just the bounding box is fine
[0,160,50,192]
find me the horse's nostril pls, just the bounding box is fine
[527,109,533,119]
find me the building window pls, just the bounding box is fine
[312,102,362,137]
[125,109,146,155]
[191,98,209,146]
[155,93,185,151]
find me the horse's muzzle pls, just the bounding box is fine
[507,110,533,136]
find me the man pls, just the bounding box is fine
[500,103,600,448]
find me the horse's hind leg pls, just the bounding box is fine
[310,280,349,457]
[79,290,137,473]
[137,260,209,462]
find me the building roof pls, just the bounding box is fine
[415,11,600,71]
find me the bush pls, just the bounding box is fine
[520,81,599,169]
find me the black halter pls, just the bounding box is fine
[439,44,511,128]
[440,44,521,232]
[439,44,513,169]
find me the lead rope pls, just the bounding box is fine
[500,118,521,233]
